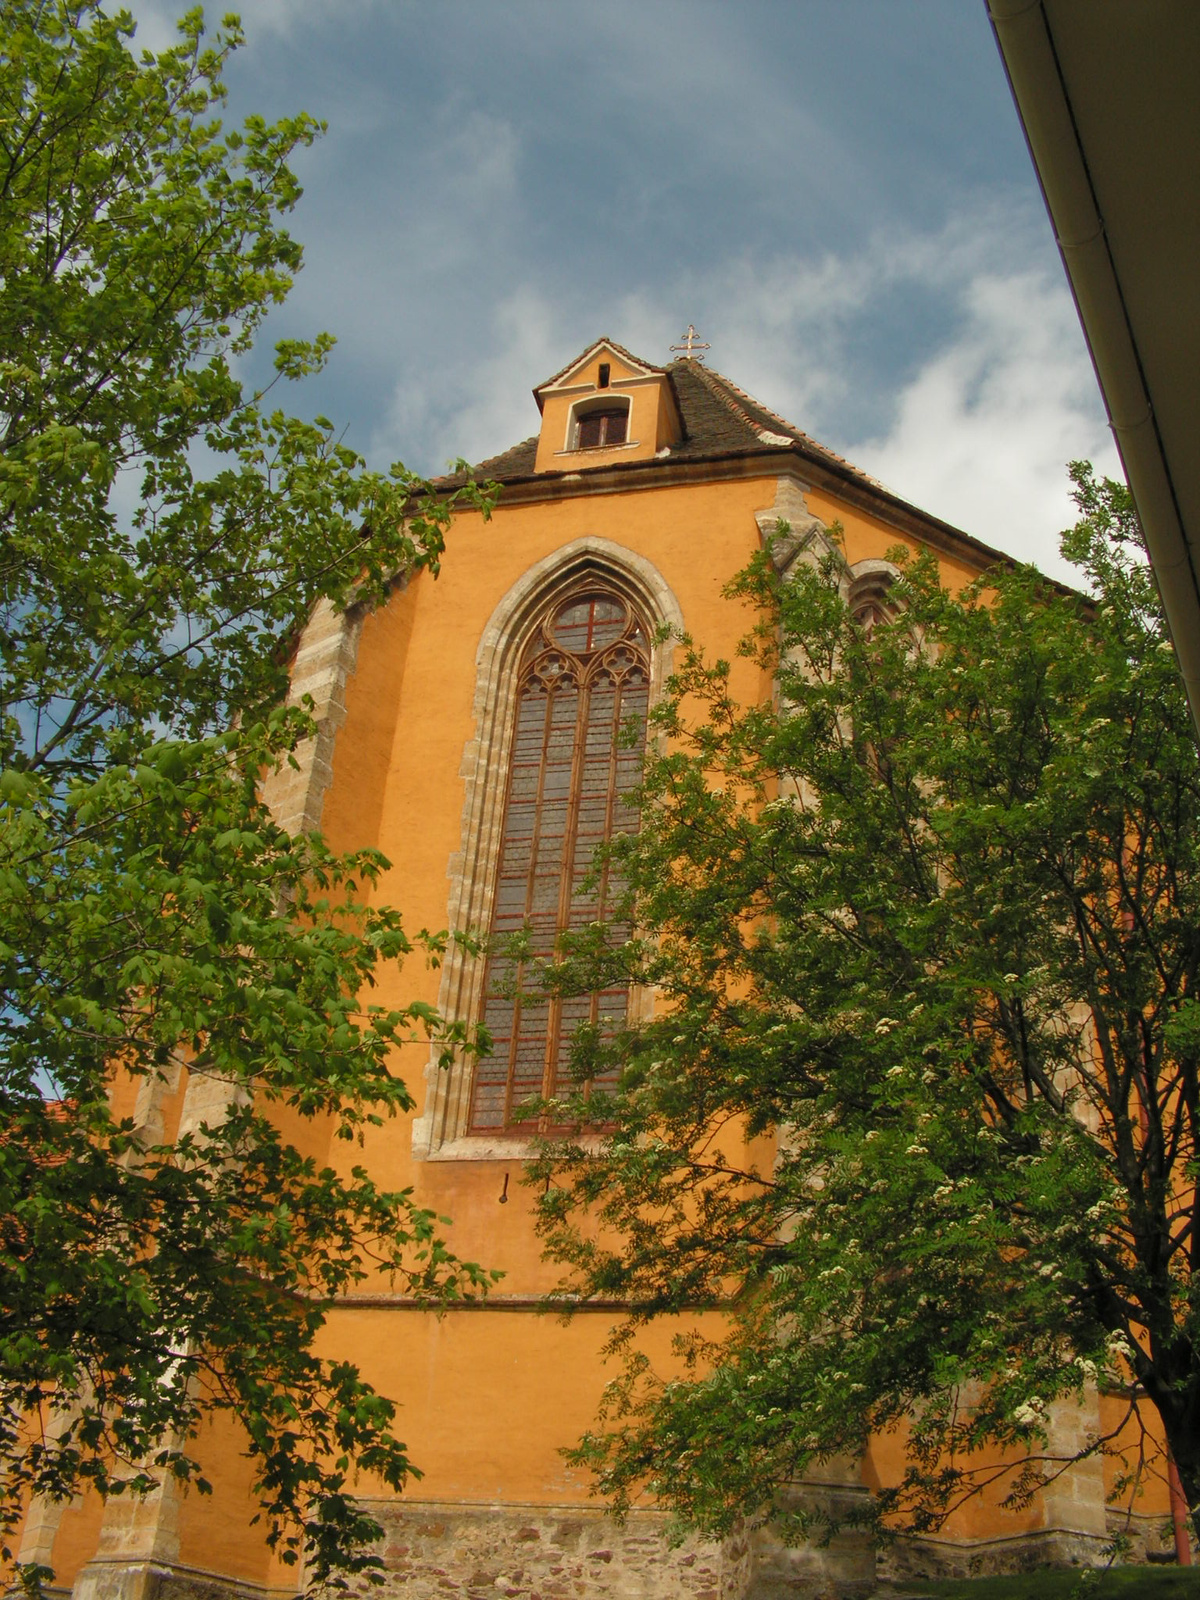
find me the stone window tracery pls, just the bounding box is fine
[469,586,649,1134]
[412,537,682,1161]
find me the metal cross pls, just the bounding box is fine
[670,324,711,361]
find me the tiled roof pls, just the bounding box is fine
[668,362,887,492]
[429,345,1024,579]
[437,357,888,493]
[448,434,539,484]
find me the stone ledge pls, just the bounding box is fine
[1106,1506,1196,1566]
[878,1527,1110,1584]
[71,1559,295,1600]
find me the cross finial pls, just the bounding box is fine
[670,323,711,362]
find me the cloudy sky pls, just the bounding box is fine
[129,0,1122,580]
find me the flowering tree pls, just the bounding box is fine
[534,469,1200,1547]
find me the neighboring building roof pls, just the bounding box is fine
[989,0,1200,738]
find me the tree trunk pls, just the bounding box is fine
[1162,1423,1200,1554]
[1168,1458,1193,1565]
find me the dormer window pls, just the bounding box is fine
[570,395,630,450]
[532,342,682,471]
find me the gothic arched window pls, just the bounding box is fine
[468,585,650,1134]
[848,569,898,637]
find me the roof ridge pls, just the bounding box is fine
[705,367,802,436]
[697,363,890,492]
[447,348,893,501]
[675,360,765,436]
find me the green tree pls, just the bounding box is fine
[0,3,493,1587]
[533,469,1200,1547]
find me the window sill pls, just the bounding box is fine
[553,441,641,458]
[420,1133,607,1163]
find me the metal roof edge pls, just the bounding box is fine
[988,0,1200,735]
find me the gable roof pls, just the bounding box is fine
[532,337,665,402]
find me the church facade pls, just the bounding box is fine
[29,341,1177,1600]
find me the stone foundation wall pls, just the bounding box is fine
[354,1492,881,1600]
[878,1527,1109,1585]
[360,1501,751,1600]
[63,1488,1193,1600]
[746,1480,877,1600]
[1105,1507,1196,1566]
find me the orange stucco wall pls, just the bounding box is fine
[124,469,784,1577]
[53,454,1142,1589]
[804,486,981,593]
[1099,1389,1172,1521]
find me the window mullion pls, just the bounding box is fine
[587,669,623,1036]
[543,659,589,1107]
[503,677,554,1130]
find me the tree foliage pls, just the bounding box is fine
[0,3,493,1587]
[533,469,1200,1546]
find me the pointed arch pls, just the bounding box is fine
[413,539,682,1159]
[846,558,903,635]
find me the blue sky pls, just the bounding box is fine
[129,0,1121,579]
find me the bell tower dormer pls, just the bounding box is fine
[532,338,684,473]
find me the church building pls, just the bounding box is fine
[30,340,1177,1600]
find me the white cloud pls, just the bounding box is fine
[125,0,379,53]
[845,267,1120,581]
[365,194,1120,586]
[118,1,184,56]
[110,3,1117,582]
[371,288,567,473]
[587,200,1119,581]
